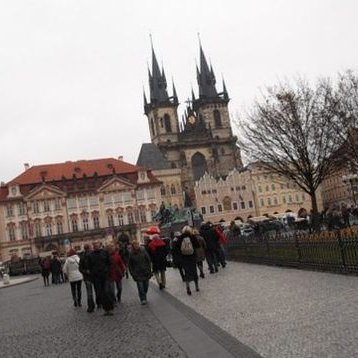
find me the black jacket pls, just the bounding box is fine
[79,251,93,281]
[88,249,111,278]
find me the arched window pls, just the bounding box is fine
[191,152,208,181]
[164,114,172,133]
[170,184,176,195]
[160,186,166,196]
[151,118,155,136]
[213,110,222,128]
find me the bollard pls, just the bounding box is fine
[3,273,10,285]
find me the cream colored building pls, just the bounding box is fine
[249,163,322,217]
[0,158,162,261]
[194,169,258,223]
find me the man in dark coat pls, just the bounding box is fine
[128,240,152,305]
[51,255,62,284]
[79,244,96,313]
[147,234,168,289]
[200,222,220,273]
[88,241,114,316]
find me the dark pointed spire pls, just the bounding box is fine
[222,78,229,101]
[143,87,148,107]
[148,37,169,104]
[172,79,178,105]
[197,41,217,99]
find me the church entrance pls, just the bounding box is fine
[191,152,208,181]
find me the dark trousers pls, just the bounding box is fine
[197,261,204,276]
[206,249,219,272]
[93,276,114,312]
[136,280,149,302]
[42,273,50,286]
[84,280,95,310]
[70,280,82,304]
[217,245,226,267]
[52,273,60,284]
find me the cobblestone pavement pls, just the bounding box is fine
[164,262,358,358]
[0,277,186,358]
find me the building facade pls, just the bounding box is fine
[0,158,162,261]
[194,169,258,223]
[194,164,320,223]
[139,42,242,197]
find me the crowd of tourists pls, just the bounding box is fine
[41,221,229,316]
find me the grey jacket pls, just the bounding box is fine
[128,247,152,282]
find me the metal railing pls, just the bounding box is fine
[227,226,358,274]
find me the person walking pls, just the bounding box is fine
[147,234,168,290]
[63,249,83,307]
[107,243,126,304]
[193,229,206,278]
[128,240,152,305]
[171,231,185,282]
[79,244,96,313]
[88,241,114,316]
[51,254,62,284]
[215,224,228,268]
[177,226,200,295]
[39,257,51,286]
[200,222,220,273]
[118,240,130,279]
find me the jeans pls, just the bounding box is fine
[106,280,122,303]
[206,249,219,272]
[84,280,95,310]
[70,280,82,304]
[136,280,149,302]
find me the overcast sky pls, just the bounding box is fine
[1,0,358,183]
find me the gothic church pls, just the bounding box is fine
[137,42,242,194]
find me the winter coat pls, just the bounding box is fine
[50,258,62,274]
[148,238,168,272]
[215,227,228,245]
[200,223,220,251]
[177,234,200,282]
[109,252,126,282]
[79,251,93,282]
[88,249,111,279]
[171,237,183,267]
[196,235,207,262]
[128,247,152,282]
[63,255,83,282]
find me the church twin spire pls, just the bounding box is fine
[144,38,229,114]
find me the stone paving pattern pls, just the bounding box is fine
[0,278,186,358]
[165,262,358,358]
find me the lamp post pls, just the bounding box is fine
[343,174,358,205]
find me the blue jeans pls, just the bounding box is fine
[136,280,149,302]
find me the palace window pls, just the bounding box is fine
[248,200,253,208]
[46,223,52,236]
[260,198,264,207]
[201,207,207,215]
[67,198,77,209]
[21,222,28,240]
[89,196,98,207]
[6,205,14,217]
[232,202,238,210]
[140,209,147,223]
[79,197,88,208]
[107,215,114,227]
[160,186,166,196]
[18,203,26,216]
[170,185,176,195]
[83,218,89,231]
[118,214,124,226]
[54,198,61,210]
[35,222,42,238]
[71,219,78,232]
[57,221,63,234]
[33,201,40,213]
[128,212,134,224]
[209,205,215,214]
[274,197,278,205]
[8,225,16,241]
[241,202,246,209]
[268,198,272,206]
[43,200,50,212]
[218,204,223,212]
[93,216,100,229]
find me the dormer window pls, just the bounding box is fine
[8,184,20,198]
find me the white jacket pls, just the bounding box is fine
[63,255,83,282]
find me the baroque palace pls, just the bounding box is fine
[0,159,162,261]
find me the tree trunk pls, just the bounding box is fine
[309,191,319,231]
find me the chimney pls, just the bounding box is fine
[118,156,123,161]
[0,181,5,187]
[24,163,30,171]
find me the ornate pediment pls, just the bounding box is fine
[98,176,135,193]
[25,184,65,201]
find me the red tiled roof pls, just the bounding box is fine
[8,158,142,186]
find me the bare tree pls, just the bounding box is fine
[238,78,345,221]
[333,70,358,171]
